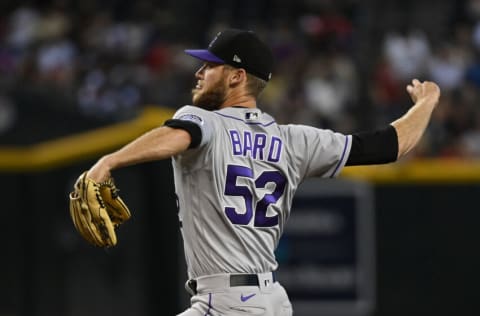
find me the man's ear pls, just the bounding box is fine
[229,68,247,87]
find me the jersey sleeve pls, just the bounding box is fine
[286,124,352,179]
[171,105,215,147]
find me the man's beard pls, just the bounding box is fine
[192,78,227,111]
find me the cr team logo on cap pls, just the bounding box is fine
[208,32,221,48]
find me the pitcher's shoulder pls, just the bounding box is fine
[173,105,217,125]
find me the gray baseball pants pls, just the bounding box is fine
[177,272,293,316]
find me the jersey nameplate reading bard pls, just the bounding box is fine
[229,129,283,162]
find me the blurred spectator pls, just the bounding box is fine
[6,5,39,50]
[427,43,467,92]
[36,38,77,85]
[302,52,358,130]
[383,28,431,82]
[1,0,480,159]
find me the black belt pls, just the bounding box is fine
[187,273,276,295]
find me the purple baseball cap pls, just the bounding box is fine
[184,29,273,81]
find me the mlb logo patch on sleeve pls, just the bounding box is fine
[179,114,204,125]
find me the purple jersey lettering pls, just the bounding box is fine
[228,129,283,163]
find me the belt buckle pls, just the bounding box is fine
[258,272,274,288]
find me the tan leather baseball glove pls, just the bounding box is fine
[68,171,131,247]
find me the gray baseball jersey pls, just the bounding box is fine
[171,105,352,279]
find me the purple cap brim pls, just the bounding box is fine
[184,49,225,63]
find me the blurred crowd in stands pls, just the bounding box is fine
[2,0,480,157]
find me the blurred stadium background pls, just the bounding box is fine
[0,0,479,315]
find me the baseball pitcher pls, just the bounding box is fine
[71,29,440,315]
